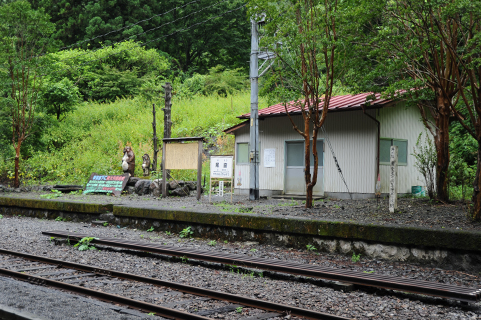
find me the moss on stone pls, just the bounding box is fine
[0,196,113,214]
[112,205,481,252]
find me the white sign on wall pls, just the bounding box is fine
[210,156,233,178]
[264,148,275,167]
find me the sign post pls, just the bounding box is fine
[209,155,234,203]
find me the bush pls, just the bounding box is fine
[412,132,436,199]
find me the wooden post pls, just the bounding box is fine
[389,145,398,213]
[162,82,172,180]
[209,176,212,203]
[162,141,167,198]
[197,140,203,201]
[152,104,158,172]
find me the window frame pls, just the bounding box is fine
[236,142,249,165]
[380,138,408,166]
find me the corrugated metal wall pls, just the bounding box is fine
[234,110,378,194]
[323,110,377,194]
[377,104,426,193]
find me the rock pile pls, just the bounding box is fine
[128,178,200,197]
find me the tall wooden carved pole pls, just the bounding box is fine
[162,83,172,180]
[152,104,158,172]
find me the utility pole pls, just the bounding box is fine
[249,19,260,200]
[152,104,158,172]
[162,82,172,180]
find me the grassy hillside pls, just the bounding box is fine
[18,92,264,185]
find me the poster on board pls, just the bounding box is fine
[264,148,275,167]
[210,156,233,178]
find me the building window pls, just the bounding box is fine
[236,143,249,164]
[380,138,408,165]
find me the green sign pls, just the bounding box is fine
[84,173,130,196]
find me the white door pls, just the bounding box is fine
[285,140,324,195]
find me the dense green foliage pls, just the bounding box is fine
[29,0,250,73]
[8,93,258,184]
[0,1,56,186]
[45,40,171,102]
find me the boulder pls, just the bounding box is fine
[149,179,164,197]
[127,177,140,187]
[170,186,190,197]
[185,182,196,191]
[168,181,180,190]
[134,180,151,195]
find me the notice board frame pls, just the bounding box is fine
[162,137,204,201]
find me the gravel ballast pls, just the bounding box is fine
[0,214,480,319]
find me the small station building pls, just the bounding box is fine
[225,92,427,199]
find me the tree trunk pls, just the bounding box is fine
[306,129,320,209]
[14,146,20,188]
[471,142,481,220]
[304,116,311,208]
[435,96,450,202]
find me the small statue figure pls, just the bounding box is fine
[122,146,135,176]
[142,153,151,176]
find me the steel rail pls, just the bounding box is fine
[42,231,481,302]
[0,248,350,320]
[0,265,210,320]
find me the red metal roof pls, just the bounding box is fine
[238,92,393,119]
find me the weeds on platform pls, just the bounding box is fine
[213,202,253,214]
[40,189,62,199]
[306,244,317,252]
[279,199,300,207]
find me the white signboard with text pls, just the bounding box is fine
[210,156,233,178]
[264,148,275,167]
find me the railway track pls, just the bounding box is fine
[42,230,481,303]
[0,248,350,320]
